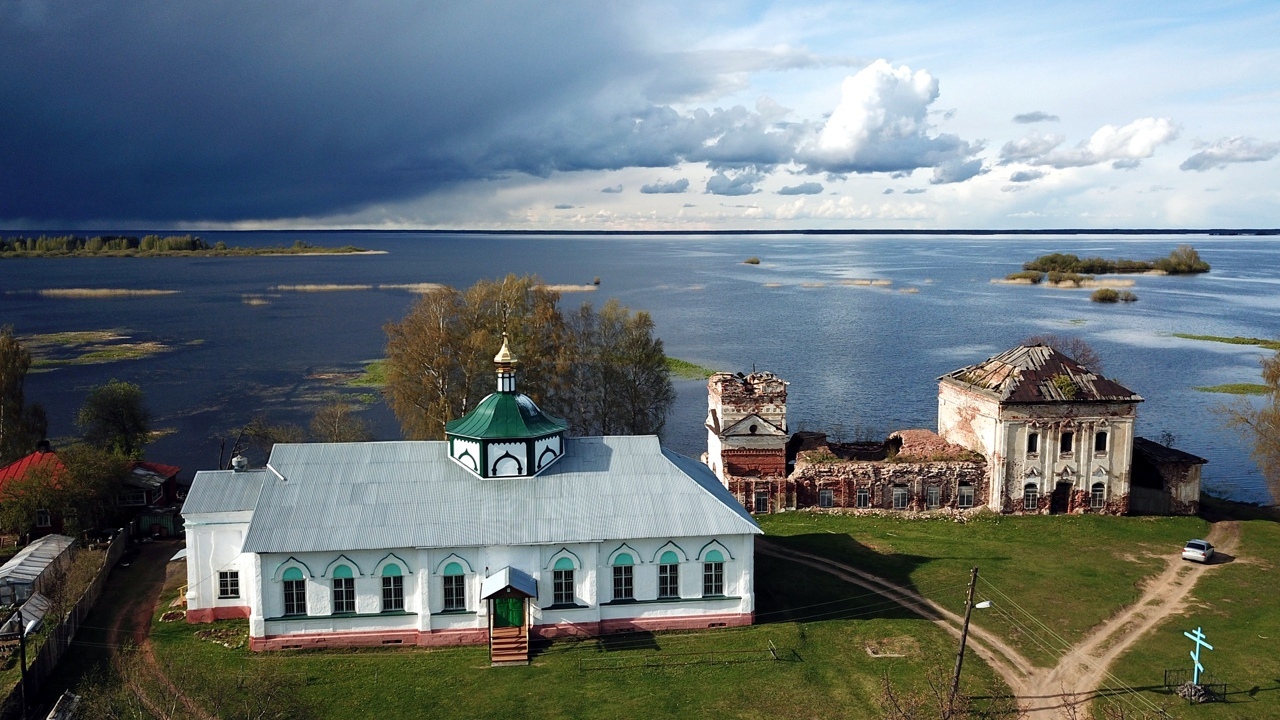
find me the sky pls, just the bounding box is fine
[2,1,1278,231]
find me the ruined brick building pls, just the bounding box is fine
[705,344,1204,517]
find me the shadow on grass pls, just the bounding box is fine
[754,536,929,626]
[1201,495,1280,523]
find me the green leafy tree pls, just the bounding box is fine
[1221,350,1280,503]
[384,275,673,439]
[0,325,46,464]
[384,275,568,439]
[0,443,127,536]
[564,299,675,436]
[77,379,152,458]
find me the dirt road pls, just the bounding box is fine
[761,520,1241,719]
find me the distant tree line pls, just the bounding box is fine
[1022,244,1210,275]
[0,234,365,257]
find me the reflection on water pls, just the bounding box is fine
[2,232,1276,504]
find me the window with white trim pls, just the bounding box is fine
[702,550,725,597]
[331,565,355,614]
[1023,483,1039,511]
[856,487,870,508]
[658,551,679,599]
[442,562,466,611]
[926,485,941,510]
[892,485,908,510]
[818,488,834,508]
[218,571,239,599]
[1091,482,1106,509]
[753,489,769,513]
[957,483,975,509]
[35,509,51,528]
[381,564,404,612]
[552,557,575,605]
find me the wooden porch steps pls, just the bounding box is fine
[490,626,528,665]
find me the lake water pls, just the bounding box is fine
[2,232,1277,504]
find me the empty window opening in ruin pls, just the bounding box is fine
[1060,432,1074,454]
[1027,432,1039,455]
[1091,482,1106,508]
[957,483,974,508]
[818,488,834,508]
[754,489,769,513]
[926,485,941,510]
[856,487,870,508]
[1094,431,1108,453]
[892,485,908,510]
[1023,483,1039,511]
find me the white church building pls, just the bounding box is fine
[183,338,761,661]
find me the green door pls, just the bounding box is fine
[493,597,524,628]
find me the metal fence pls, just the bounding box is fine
[1163,668,1227,703]
[1,530,129,716]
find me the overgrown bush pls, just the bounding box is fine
[1119,290,1138,302]
[1091,288,1120,303]
[743,256,761,265]
[1048,271,1091,286]
[1005,270,1045,283]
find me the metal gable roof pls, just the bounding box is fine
[939,344,1142,404]
[183,469,266,514]
[238,436,760,554]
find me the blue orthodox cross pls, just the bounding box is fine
[1183,626,1213,684]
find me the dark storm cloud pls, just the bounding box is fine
[777,182,823,195]
[0,3,817,224]
[640,179,689,194]
[1013,111,1059,124]
[0,4,975,224]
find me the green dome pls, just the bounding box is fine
[446,392,567,440]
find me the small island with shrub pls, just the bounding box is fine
[1020,244,1210,276]
[0,234,373,258]
[1090,288,1138,303]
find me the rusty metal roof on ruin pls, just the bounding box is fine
[1133,437,1207,465]
[939,344,1142,404]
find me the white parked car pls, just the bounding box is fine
[1182,539,1214,563]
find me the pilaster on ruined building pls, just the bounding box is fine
[705,371,789,479]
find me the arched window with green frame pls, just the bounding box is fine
[553,556,575,606]
[331,564,355,614]
[658,551,679,599]
[381,563,404,612]
[612,553,634,602]
[702,550,725,597]
[282,567,306,616]
[442,562,466,612]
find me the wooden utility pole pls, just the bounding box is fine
[950,566,980,707]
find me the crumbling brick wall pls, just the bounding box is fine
[790,458,987,513]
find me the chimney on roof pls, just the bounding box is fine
[231,455,249,472]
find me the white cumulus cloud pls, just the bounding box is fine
[1023,118,1179,169]
[800,60,980,178]
[1180,136,1280,172]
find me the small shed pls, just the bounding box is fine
[0,534,75,606]
[1130,437,1207,515]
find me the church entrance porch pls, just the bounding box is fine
[482,566,537,666]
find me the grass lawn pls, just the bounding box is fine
[1105,505,1280,719]
[759,511,1209,668]
[150,553,1008,720]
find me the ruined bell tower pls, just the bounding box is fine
[705,372,789,513]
